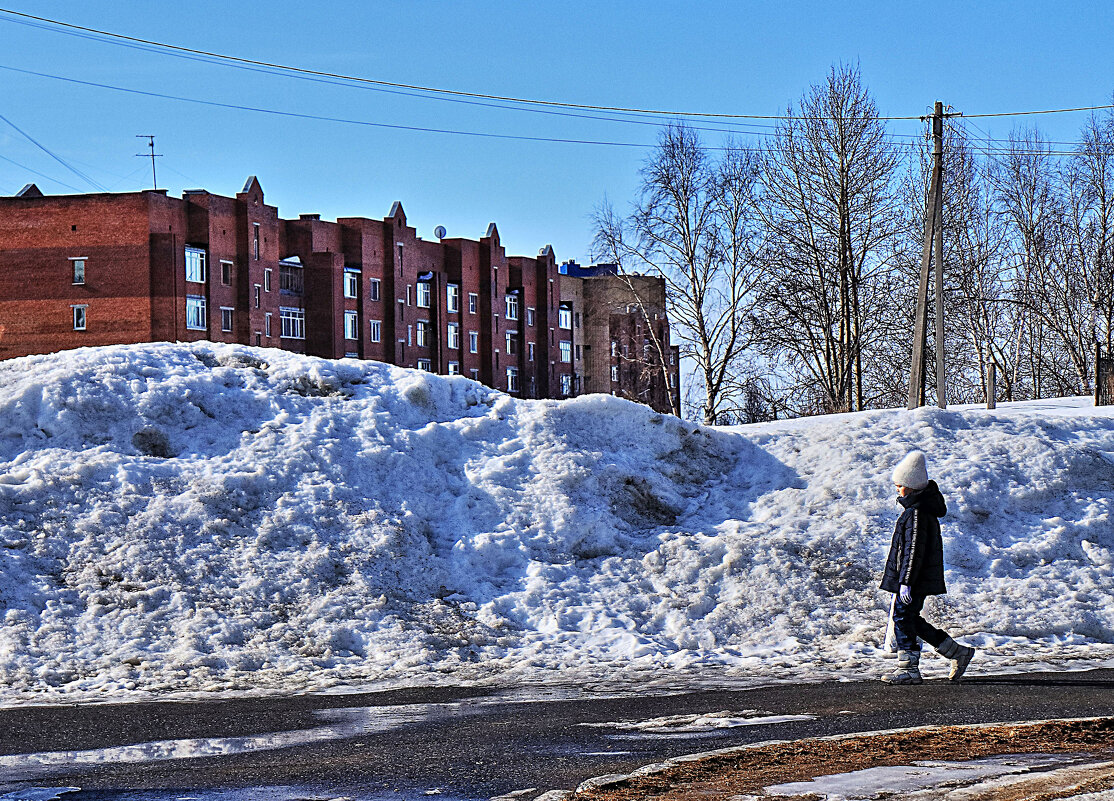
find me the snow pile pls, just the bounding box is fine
[0,342,1112,703]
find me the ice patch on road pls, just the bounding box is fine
[583,710,816,734]
[0,704,437,782]
[0,790,79,801]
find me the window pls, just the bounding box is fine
[470,368,479,381]
[345,311,359,340]
[220,307,234,333]
[669,373,677,389]
[280,262,303,294]
[468,293,478,314]
[417,281,430,308]
[559,340,572,363]
[575,344,581,360]
[611,365,619,382]
[558,308,572,329]
[611,340,619,357]
[253,224,260,260]
[506,331,518,355]
[526,307,535,326]
[506,366,519,392]
[264,268,272,292]
[447,322,460,350]
[669,351,676,365]
[417,359,432,372]
[344,270,359,299]
[447,283,460,313]
[505,294,519,320]
[265,312,272,338]
[185,295,207,330]
[280,307,305,339]
[416,320,429,347]
[220,260,232,286]
[369,278,381,302]
[70,257,86,285]
[528,342,535,362]
[370,319,381,343]
[406,285,412,306]
[254,285,261,309]
[72,304,87,331]
[469,331,479,353]
[185,247,206,283]
[560,374,572,396]
[448,361,460,375]
[574,312,581,328]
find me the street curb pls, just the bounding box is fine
[569,715,1114,796]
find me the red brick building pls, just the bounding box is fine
[0,179,679,413]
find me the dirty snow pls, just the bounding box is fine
[0,342,1112,704]
[582,711,817,734]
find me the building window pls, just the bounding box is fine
[416,320,430,347]
[280,307,305,339]
[575,344,582,360]
[254,285,261,309]
[370,319,381,342]
[253,224,260,260]
[505,294,519,320]
[506,331,518,355]
[72,304,87,331]
[558,308,572,329]
[406,285,412,306]
[280,261,303,294]
[669,373,677,389]
[417,281,430,308]
[264,268,273,292]
[669,351,676,365]
[469,331,479,353]
[220,260,232,286]
[448,361,460,375]
[559,340,572,363]
[265,312,272,338]
[575,312,581,328]
[220,307,234,333]
[528,342,535,362]
[526,307,535,326]
[611,365,619,382]
[611,340,619,357]
[468,293,478,314]
[185,247,206,283]
[70,257,86,285]
[506,366,519,392]
[369,278,381,302]
[470,368,479,381]
[417,359,432,372]
[447,283,460,313]
[560,374,572,396]
[447,322,460,350]
[185,295,207,331]
[344,270,359,299]
[344,310,359,340]
[407,325,412,346]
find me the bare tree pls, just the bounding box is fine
[592,124,766,424]
[755,63,902,414]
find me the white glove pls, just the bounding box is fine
[899,585,912,604]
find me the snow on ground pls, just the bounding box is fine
[0,341,1112,704]
[581,711,817,734]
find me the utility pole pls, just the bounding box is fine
[907,101,958,410]
[135,135,161,190]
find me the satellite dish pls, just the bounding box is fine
[434,225,447,239]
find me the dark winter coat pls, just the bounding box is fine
[880,480,948,596]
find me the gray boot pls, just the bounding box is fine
[937,637,975,681]
[882,650,923,685]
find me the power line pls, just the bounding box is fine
[0,110,108,190]
[0,7,927,122]
[0,152,84,193]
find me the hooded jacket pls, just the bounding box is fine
[880,479,948,596]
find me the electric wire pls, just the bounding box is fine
[0,152,84,193]
[0,110,108,190]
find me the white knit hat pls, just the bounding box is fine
[892,450,929,490]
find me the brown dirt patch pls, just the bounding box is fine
[576,717,1114,800]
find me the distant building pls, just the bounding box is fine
[0,179,679,413]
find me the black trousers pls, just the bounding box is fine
[894,592,948,653]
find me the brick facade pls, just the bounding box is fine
[0,180,679,414]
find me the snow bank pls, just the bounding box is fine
[0,342,1112,703]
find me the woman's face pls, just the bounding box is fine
[895,483,909,497]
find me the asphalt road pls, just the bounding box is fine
[2,669,1113,800]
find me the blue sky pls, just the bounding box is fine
[2,2,1113,264]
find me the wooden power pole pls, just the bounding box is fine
[908,101,954,410]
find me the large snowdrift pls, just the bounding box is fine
[0,342,1112,704]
